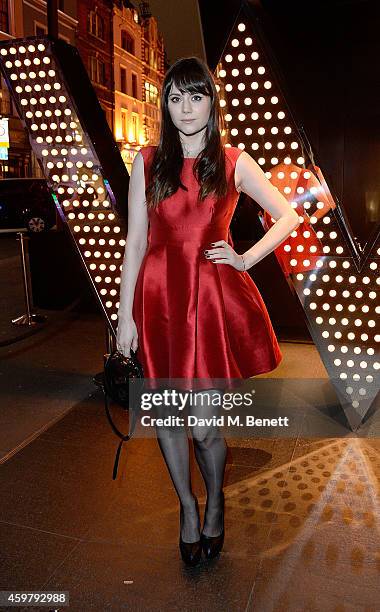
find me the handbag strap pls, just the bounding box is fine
[103,390,139,480]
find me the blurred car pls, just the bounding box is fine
[0,178,56,232]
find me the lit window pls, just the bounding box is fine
[144,81,158,105]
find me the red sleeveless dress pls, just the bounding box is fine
[132,145,282,389]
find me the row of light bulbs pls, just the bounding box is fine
[51,173,99,181]
[78,237,124,245]
[73,225,121,234]
[1,43,48,54]
[70,212,116,220]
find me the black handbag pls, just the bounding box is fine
[103,348,144,480]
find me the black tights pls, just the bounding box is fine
[155,389,227,542]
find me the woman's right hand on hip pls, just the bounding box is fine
[116,317,139,357]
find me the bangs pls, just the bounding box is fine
[168,69,212,98]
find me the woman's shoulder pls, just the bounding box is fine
[138,145,158,160]
[224,144,244,165]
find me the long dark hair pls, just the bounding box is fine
[145,56,228,210]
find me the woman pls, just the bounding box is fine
[116,57,299,566]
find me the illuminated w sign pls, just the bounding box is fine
[213,8,379,429]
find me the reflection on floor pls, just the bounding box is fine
[228,437,380,611]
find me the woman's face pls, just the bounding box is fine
[167,83,211,136]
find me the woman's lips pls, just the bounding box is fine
[182,119,195,122]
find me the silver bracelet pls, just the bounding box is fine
[240,254,246,271]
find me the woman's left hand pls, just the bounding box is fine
[204,240,245,271]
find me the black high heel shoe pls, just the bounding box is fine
[179,497,202,567]
[200,491,225,560]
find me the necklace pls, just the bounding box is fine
[183,147,201,158]
[181,141,203,158]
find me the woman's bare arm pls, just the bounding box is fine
[117,151,149,321]
[235,152,300,270]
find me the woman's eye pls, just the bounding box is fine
[170,95,202,103]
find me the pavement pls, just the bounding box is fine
[0,234,379,611]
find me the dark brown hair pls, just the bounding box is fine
[145,56,228,210]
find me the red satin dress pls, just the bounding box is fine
[132,145,282,390]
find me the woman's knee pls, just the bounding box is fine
[188,389,224,443]
[190,424,217,444]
